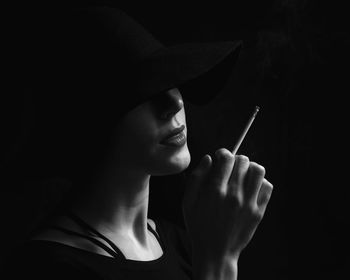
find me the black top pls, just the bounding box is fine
[4,217,193,280]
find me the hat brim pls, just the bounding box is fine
[132,40,243,106]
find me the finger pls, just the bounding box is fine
[210,148,235,194]
[257,178,273,212]
[183,154,212,209]
[245,162,266,207]
[227,155,250,196]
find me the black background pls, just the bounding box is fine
[1,0,349,279]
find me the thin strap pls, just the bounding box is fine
[147,221,164,248]
[46,225,122,259]
[57,211,165,259]
[64,212,127,259]
[66,212,164,251]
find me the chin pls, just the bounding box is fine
[150,146,191,176]
[167,154,191,174]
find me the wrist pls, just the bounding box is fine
[192,253,239,280]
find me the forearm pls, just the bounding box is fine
[192,254,239,280]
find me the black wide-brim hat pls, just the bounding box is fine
[39,4,242,118]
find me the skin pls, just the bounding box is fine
[37,87,190,260]
[37,87,273,277]
[183,151,273,279]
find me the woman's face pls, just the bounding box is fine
[111,88,191,176]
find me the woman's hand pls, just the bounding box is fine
[182,148,273,264]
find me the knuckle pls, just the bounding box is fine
[235,155,250,166]
[246,205,264,221]
[253,210,264,221]
[250,162,266,177]
[208,184,226,199]
[244,203,255,214]
[254,211,264,221]
[227,192,244,208]
[217,188,227,199]
[215,148,234,162]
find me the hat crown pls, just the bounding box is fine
[51,6,163,79]
[34,4,241,116]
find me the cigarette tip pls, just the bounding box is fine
[252,105,260,118]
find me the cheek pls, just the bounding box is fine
[126,123,160,163]
[111,118,159,167]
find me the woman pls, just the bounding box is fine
[5,3,273,280]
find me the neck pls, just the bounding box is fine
[70,164,152,247]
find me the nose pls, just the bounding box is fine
[152,89,184,120]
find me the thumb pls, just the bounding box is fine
[183,154,212,210]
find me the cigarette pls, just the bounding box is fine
[231,105,260,155]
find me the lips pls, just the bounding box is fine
[160,125,187,147]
